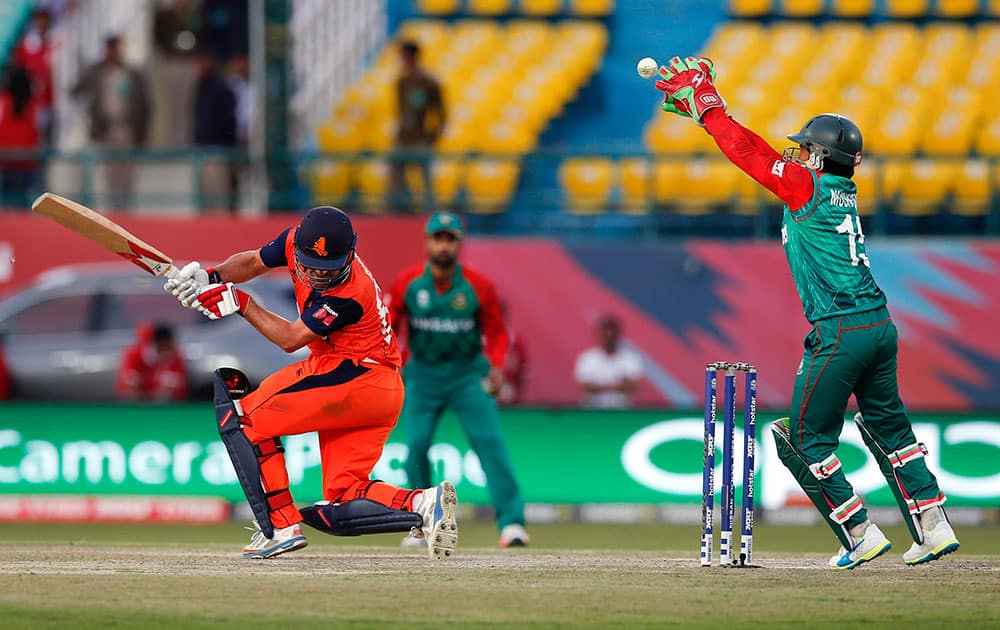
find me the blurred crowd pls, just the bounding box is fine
[0,0,252,212]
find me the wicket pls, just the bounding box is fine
[700,361,757,567]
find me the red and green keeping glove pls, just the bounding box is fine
[655,56,726,124]
[194,283,252,320]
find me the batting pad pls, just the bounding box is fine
[300,499,422,536]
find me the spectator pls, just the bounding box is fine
[72,35,152,209]
[387,40,445,213]
[13,8,54,142]
[192,49,238,213]
[574,314,644,409]
[0,66,41,210]
[497,301,527,406]
[0,335,11,400]
[115,322,188,403]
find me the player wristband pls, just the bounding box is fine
[207,268,222,284]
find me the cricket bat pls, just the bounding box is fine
[31,193,177,278]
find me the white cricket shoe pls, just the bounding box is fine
[499,524,530,548]
[416,481,458,560]
[828,522,892,570]
[242,521,308,559]
[903,519,960,566]
[399,531,428,549]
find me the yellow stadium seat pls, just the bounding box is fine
[430,159,465,207]
[466,159,520,213]
[569,0,614,16]
[728,0,772,17]
[868,110,922,157]
[884,0,929,17]
[654,159,739,214]
[643,113,715,155]
[356,160,389,212]
[417,0,461,14]
[618,158,651,212]
[518,0,563,16]
[852,162,877,216]
[935,0,980,17]
[990,0,1000,16]
[896,159,958,216]
[920,107,980,157]
[311,161,353,204]
[780,0,824,17]
[830,0,874,16]
[468,0,512,15]
[879,159,906,206]
[952,160,991,216]
[560,158,615,214]
[974,112,1000,155]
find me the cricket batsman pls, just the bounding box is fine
[386,212,529,548]
[164,206,458,559]
[655,57,959,568]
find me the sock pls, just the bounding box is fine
[411,491,424,513]
[849,519,871,539]
[920,506,943,530]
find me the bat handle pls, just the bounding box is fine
[163,264,180,279]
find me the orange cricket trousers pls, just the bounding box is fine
[238,354,420,529]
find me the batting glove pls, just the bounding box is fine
[194,283,252,319]
[164,261,221,308]
[656,56,726,124]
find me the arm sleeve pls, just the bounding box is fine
[467,273,509,369]
[702,109,815,211]
[259,227,291,268]
[301,295,364,337]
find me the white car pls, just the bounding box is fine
[0,264,306,400]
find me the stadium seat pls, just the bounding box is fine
[356,160,389,212]
[644,113,715,155]
[560,158,615,214]
[429,159,465,207]
[518,0,563,16]
[728,0,772,17]
[951,160,991,216]
[919,106,980,157]
[569,0,614,16]
[974,112,1000,155]
[990,0,1000,16]
[896,159,957,216]
[879,159,906,207]
[654,159,740,213]
[829,0,875,17]
[884,0,929,18]
[618,158,651,212]
[852,161,877,216]
[417,0,461,13]
[935,0,980,17]
[466,159,520,213]
[468,0,512,15]
[779,0,824,18]
[311,161,353,204]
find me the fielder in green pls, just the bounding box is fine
[386,212,529,548]
[656,56,959,568]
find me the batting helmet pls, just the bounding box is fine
[293,206,357,290]
[785,113,863,171]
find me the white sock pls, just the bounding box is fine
[920,506,943,529]
[411,491,424,513]
[849,519,871,539]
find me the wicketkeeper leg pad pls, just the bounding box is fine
[299,499,422,536]
[854,413,947,544]
[214,367,275,539]
[771,419,855,549]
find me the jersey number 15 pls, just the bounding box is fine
[836,214,870,268]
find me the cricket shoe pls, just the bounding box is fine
[416,481,458,560]
[499,524,530,548]
[903,519,959,566]
[242,521,308,559]
[828,522,892,570]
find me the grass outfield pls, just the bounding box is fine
[0,522,997,628]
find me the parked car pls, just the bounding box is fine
[0,264,306,400]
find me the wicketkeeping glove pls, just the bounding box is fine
[655,56,726,124]
[164,261,221,308]
[194,283,252,320]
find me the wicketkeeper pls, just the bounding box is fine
[655,57,959,568]
[164,206,458,559]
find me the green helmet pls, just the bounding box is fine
[786,113,863,170]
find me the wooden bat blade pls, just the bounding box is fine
[31,193,175,277]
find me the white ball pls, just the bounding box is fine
[637,57,659,79]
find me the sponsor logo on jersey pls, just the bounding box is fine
[416,289,430,308]
[831,190,857,208]
[311,237,328,257]
[452,292,468,310]
[771,161,785,177]
[313,303,338,326]
[410,317,476,333]
[699,94,719,105]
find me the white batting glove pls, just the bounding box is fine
[164,261,220,308]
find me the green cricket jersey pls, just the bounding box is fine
[781,170,886,323]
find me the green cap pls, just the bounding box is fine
[425,212,464,237]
